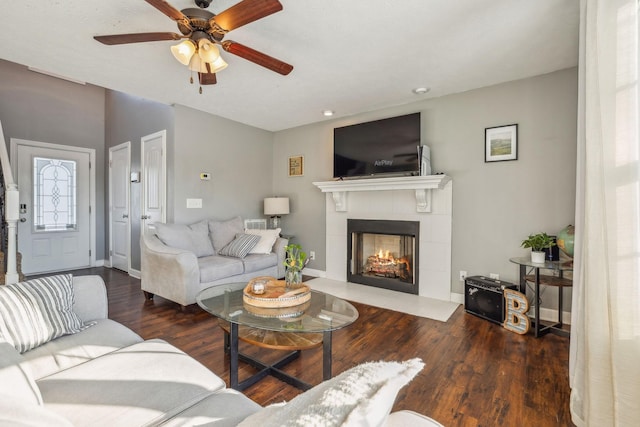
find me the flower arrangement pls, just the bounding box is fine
[283,243,309,287]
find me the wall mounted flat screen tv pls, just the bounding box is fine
[333,112,421,179]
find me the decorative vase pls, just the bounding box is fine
[531,251,546,264]
[285,268,302,289]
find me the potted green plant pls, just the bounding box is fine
[283,243,309,288]
[521,232,556,263]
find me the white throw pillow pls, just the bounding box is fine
[0,274,91,353]
[154,220,214,257]
[244,228,281,254]
[237,358,424,427]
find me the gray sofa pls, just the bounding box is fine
[141,217,287,307]
[0,274,444,426]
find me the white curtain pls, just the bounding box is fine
[570,0,640,426]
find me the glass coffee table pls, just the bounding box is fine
[197,282,359,391]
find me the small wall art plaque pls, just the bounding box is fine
[288,155,304,177]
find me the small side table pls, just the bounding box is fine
[509,257,573,338]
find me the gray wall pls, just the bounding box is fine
[173,105,274,223]
[1,60,275,273]
[0,59,107,260]
[273,67,577,306]
[104,99,274,271]
[1,56,577,313]
[105,91,175,270]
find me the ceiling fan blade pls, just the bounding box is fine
[212,0,283,32]
[94,32,183,45]
[198,72,217,85]
[144,0,189,23]
[222,41,293,75]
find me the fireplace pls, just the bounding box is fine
[347,219,419,294]
[314,175,452,301]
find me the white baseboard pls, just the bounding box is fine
[304,268,326,278]
[538,307,572,325]
[451,292,464,304]
[96,259,107,267]
[129,269,141,279]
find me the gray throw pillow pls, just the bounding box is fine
[154,220,214,257]
[218,233,261,258]
[209,216,244,252]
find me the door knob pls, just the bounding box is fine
[141,215,150,220]
[123,214,129,219]
[19,218,26,222]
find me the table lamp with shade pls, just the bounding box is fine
[264,197,289,229]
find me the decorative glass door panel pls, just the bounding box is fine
[33,157,77,232]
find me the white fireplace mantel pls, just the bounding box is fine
[313,175,451,213]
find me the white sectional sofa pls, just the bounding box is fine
[141,217,288,307]
[0,274,444,426]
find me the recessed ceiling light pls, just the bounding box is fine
[323,110,334,117]
[412,87,430,95]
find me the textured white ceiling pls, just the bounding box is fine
[0,0,579,131]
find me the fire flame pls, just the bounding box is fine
[376,249,394,263]
[366,247,411,276]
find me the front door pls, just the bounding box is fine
[12,140,93,275]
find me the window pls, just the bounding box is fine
[33,157,77,231]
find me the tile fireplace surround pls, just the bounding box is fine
[313,175,452,301]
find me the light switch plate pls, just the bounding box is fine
[186,198,202,208]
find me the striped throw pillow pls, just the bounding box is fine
[0,274,89,353]
[218,233,261,258]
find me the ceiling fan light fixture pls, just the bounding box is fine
[197,39,221,63]
[188,54,204,72]
[171,40,196,65]
[209,55,228,73]
[188,53,228,74]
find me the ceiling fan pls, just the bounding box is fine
[94,0,293,89]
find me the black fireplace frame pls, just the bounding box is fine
[347,219,419,295]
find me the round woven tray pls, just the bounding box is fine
[243,276,311,308]
[244,300,311,319]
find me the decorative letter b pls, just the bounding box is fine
[503,289,530,334]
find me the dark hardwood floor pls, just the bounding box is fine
[65,267,574,427]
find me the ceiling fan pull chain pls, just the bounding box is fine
[199,86,203,94]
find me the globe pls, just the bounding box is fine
[557,225,575,257]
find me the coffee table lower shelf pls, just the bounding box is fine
[218,319,330,391]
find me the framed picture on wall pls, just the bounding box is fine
[288,155,304,176]
[485,124,518,162]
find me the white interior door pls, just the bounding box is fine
[109,142,130,272]
[12,140,94,275]
[141,130,166,232]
